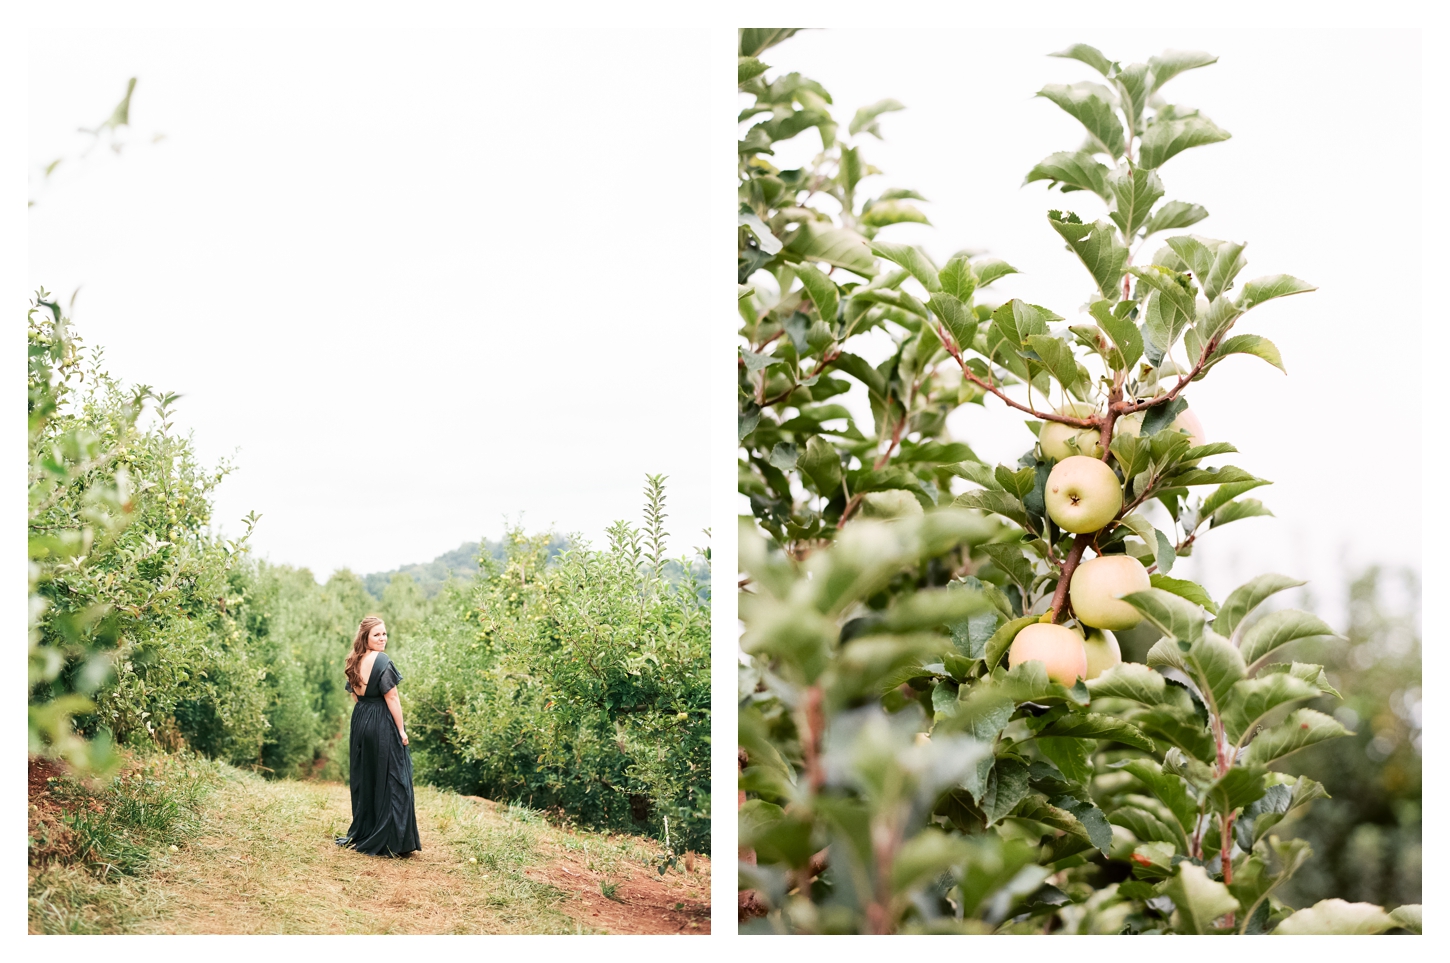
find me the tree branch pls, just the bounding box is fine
[1049,533,1092,623]
[937,322,1096,428]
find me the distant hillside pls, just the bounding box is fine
[361,538,710,601]
[361,537,567,599]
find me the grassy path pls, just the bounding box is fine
[29,759,710,934]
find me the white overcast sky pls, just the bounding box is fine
[29,28,711,579]
[746,29,1422,626]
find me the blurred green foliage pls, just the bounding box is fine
[1276,568,1421,909]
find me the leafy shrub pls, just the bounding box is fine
[28,296,261,770]
[407,481,711,854]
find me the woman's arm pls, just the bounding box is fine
[383,687,408,745]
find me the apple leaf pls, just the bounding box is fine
[870,240,941,292]
[1206,763,1268,815]
[937,255,977,302]
[739,211,783,255]
[1213,574,1304,639]
[1164,862,1239,934]
[1121,587,1206,644]
[981,756,1031,826]
[1272,899,1397,935]
[860,200,930,228]
[1149,574,1218,613]
[1087,662,1167,704]
[1110,806,1181,847]
[1180,441,1236,460]
[1229,835,1313,929]
[1090,299,1143,370]
[1221,672,1322,744]
[953,489,1029,528]
[1207,334,1286,374]
[992,299,1060,347]
[1153,529,1176,574]
[1200,479,1271,518]
[1048,211,1128,301]
[794,263,839,326]
[972,257,1019,287]
[1184,629,1245,712]
[1111,758,1197,832]
[1388,904,1422,935]
[1143,200,1209,238]
[785,220,877,277]
[1035,712,1156,752]
[1238,274,1316,311]
[1050,43,1115,77]
[1239,608,1340,668]
[1244,708,1351,766]
[1114,511,1155,547]
[1036,82,1126,157]
[1256,661,1340,698]
[1107,165,1164,237]
[1051,794,1114,856]
[1148,50,1219,93]
[1138,113,1231,170]
[1026,334,1090,397]
[1210,498,1273,528]
[929,293,977,350]
[1134,704,1218,764]
[1163,465,1263,487]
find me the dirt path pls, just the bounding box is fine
[33,763,709,935]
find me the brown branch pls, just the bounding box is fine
[837,396,907,529]
[936,322,1096,428]
[874,411,908,471]
[1110,336,1217,415]
[760,348,839,408]
[737,747,770,921]
[1049,533,1092,623]
[800,686,826,793]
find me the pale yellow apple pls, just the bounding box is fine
[1081,628,1122,680]
[1069,554,1150,630]
[1039,402,1103,461]
[860,490,924,519]
[1045,456,1122,533]
[1115,407,1205,446]
[1008,622,1088,685]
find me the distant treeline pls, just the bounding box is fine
[360,537,709,602]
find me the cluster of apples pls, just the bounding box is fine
[1007,403,1204,685]
[1007,553,1147,685]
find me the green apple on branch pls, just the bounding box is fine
[1008,620,1088,685]
[1039,401,1104,459]
[1081,627,1121,680]
[1070,554,1150,630]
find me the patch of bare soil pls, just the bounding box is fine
[28,756,79,864]
[526,851,711,935]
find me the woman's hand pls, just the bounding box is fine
[401,731,410,746]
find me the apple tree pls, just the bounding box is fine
[737,30,1420,935]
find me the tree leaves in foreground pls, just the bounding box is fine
[737,32,1415,934]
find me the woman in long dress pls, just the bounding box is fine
[337,616,420,857]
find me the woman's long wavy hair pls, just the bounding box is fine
[344,616,385,694]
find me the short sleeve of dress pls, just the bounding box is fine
[375,655,402,696]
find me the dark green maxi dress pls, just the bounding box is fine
[339,652,420,857]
